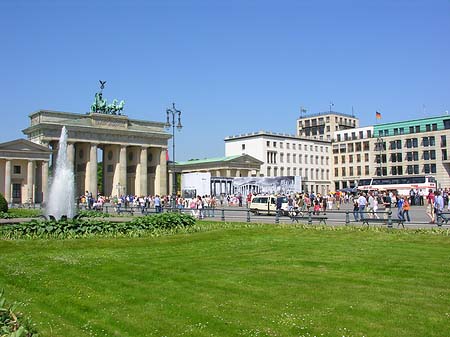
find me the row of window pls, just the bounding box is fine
[335,166,370,177]
[336,130,372,142]
[334,149,447,166]
[267,152,330,165]
[263,141,328,152]
[267,166,330,181]
[334,153,370,164]
[333,141,371,153]
[375,164,437,176]
[377,121,447,137]
[335,164,438,177]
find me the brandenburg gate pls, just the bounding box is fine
[23,109,170,198]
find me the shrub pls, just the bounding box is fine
[0,212,196,239]
[0,193,7,213]
[0,289,38,336]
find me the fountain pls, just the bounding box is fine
[45,126,76,220]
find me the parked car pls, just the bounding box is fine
[249,195,289,215]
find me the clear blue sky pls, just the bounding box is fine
[1,0,449,161]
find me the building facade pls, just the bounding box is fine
[0,139,51,204]
[297,111,359,141]
[332,115,450,189]
[224,131,332,194]
[23,110,170,198]
[332,126,374,190]
[174,154,263,196]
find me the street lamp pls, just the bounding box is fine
[376,137,384,176]
[165,103,182,207]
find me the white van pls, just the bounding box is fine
[249,195,289,215]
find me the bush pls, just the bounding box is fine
[0,212,196,239]
[0,193,8,213]
[0,289,38,336]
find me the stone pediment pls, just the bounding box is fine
[0,139,51,153]
[0,139,51,160]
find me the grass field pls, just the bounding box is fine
[0,223,449,337]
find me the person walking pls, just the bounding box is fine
[357,193,367,220]
[434,191,446,225]
[154,195,162,213]
[426,189,435,224]
[402,196,411,222]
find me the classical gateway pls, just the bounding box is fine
[22,110,171,200]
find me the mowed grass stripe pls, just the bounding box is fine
[1,225,449,336]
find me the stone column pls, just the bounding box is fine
[155,148,167,195]
[119,145,127,194]
[4,160,11,204]
[42,161,49,204]
[27,160,34,203]
[67,142,75,170]
[85,143,98,197]
[139,147,148,196]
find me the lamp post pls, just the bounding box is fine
[165,103,182,208]
[376,137,384,176]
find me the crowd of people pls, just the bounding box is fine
[78,187,450,224]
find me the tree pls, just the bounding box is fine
[0,193,8,212]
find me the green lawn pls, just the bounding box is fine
[0,224,449,337]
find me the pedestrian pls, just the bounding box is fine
[402,196,411,222]
[154,195,162,213]
[426,189,435,224]
[434,191,447,225]
[357,193,367,220]
[397,194,405,221]
[353,199,359,221]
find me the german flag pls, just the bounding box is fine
[376,111,381,119]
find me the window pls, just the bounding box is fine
[442,149,448,161]
[286,143,290,149]
[415,126,420,133]
[424,164,436,174]
[13,165,21,174]
[349,155,353,162]
[357,154,361,162]
[359,131,363,139]
[335,168,339,177]
[357,166,361,175]
[409,126,414,133]
[355,142,361,151]
[365,165,370,175]
[267,141,270,147]
[394,128,399,135]
[287,154,290,163]
[241,144,245,150]
[293,154,297,163]
[348,143,354,152]
[426,124,431,132]
[341,167,346,176]
[273,142,277,147]
[349,167,354,176]
[341,155,346,164]
[441,135,447,147]
[444,119,450,129]
[280,143,283,149]
[367,130,372,137]
[364,153,369,162]
[399,128,404,134]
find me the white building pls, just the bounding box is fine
[225,131,332,194]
